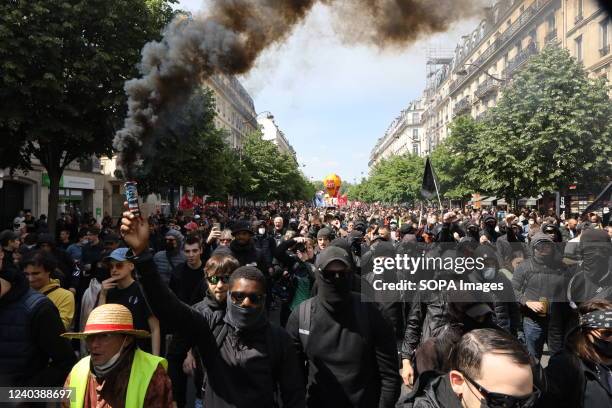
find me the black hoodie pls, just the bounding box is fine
[286,258,401,408]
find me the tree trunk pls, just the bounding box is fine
[47,167,62,236]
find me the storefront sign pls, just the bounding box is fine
[42,174,95,189]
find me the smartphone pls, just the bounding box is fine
[124,181,141,217]
[213,222,221,230]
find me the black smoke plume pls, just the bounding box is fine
[114,0,484,177]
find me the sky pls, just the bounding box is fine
[176,0,478,184]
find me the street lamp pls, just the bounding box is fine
[256,111,274,120]
[457,62,505,83]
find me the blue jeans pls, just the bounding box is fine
[523,316,548,361]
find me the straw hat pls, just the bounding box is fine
[62,304,150,339]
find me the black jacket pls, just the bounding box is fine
[402,373,462,408]
[135,253,306,408]
[229,240,269,274]
[286,294,401,408]
[543,350,612,408]
[401,290,451,360]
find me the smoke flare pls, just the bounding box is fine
[113,0,483,177]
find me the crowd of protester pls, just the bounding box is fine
[0,201,611,407]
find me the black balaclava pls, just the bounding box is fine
[315,247,353,312]
[531,233,555,266]
[580,229,612,283]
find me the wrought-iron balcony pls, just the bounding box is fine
[475,78,501,100]
[545,30,557,43]
[453,96,471,117]
[505,42,538,77]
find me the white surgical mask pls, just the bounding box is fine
[483,267,496,280]
[92,336,127,377]
[258,228,266,235]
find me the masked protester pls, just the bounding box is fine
[287,246,401,408]
[119,211,306,408]
[153,229,186,285]
[568,229,612,304]
[543,300,612,408]
[512,233,570,360]
[481,214,501,243]
[61,304,173,408]
[472,245,522,336]
[404,329,540,408]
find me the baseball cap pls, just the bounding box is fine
[315,246,351,270]
[104,247,130,262]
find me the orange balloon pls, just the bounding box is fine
[323,173,342,198]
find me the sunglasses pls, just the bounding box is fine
[229,291,266,306]
[206,275,230,285]
[462,371,540,408]
[321,267,349,281]
[219,239,232,243]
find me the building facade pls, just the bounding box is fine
[257,114,297,159]
[369,99,425,168]
[420,0,610,153]
[0,157,105,230]
[205,74,258,150]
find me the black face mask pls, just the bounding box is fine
[582,249,611,282]
[594,337,612,358]
[224,297,267,332]
[317,268,351,307]
[165,242,177,252]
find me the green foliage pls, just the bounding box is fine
[347,153,424,204]
[0,0,176,228]
[430,115,481,199]
[136,89,232,197]
[469,45,612,198]
[241,133,312,202]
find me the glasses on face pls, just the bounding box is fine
[321,267,349,281]
[206,275,230,285]
[229,291,266,306]
[461,371,540,408]
[111,262,127,270]
[219,239,232,244]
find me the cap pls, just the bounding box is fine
[104,247,130,262]
[0,229,19,243]
[315,246,351,270]
[317,227,333,239]
[231,220,253,235]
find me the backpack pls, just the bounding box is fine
[297,295,371,354]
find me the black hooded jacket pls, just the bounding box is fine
[135,253,306,408]
[285,258,401,408]
[229,239,269,274]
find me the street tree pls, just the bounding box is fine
[470,45,612,199]
[241,133,311,202]
[0,0,176,231]
[430,115,481,199]
[347,154,424,203]
[135,89,232,199]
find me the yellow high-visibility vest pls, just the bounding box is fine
[68,348,167,408]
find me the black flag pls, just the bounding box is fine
[581,181,612,224]
[421,157,439,200]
